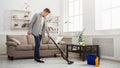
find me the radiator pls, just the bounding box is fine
[93,38,114,57]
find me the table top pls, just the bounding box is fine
[66,43,98,47]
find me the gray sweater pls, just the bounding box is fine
[28,13,49,36]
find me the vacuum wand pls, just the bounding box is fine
[49,37,74,65]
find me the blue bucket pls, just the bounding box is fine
[86,54,100,65]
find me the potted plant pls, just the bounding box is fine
[78,28,85,45]
[65,21,71,24]
[14,23,19,27]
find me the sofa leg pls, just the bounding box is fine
[10,57,14,60]
[8,56,14,60]
[8,56,10,58]
[54,54,57,57]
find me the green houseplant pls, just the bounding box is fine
[14,23,19,27]
[78,29,85,45]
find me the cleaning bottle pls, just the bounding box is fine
[95,56,99,67]
[78,36,83,45]
[82,41,85,46]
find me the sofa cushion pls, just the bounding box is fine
[33,44,49,50]
[10,38,21,45]
[7,35,28,44]
[6,41,18,47]
[48,44,60,49]
[42,36,50,44]
[27,35,35,45]
[15,44,33,51]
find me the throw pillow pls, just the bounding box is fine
[59,41,66,45]
[49,36,56,44]
[49,36,63,44]
[55,36,63,43]
[10,38,21,45]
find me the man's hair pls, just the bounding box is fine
[43,8,51,13]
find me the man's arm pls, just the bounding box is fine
[45,23,50,36]
[44,17,50,36]
[28,13,37,32]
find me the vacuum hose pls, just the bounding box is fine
[49,37,74,65]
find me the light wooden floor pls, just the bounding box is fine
[0,55,120,68]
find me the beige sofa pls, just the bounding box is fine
[6,35,66,60]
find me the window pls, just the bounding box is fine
[96,0,120,30]
[63,0,83,32]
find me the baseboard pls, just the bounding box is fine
[0,53,6,55]
[101,56,120,62]
[70,53,120,62]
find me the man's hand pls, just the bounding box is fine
[48,35,51,39]
[27,31,31,35]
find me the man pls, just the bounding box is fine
[28,8,51,63]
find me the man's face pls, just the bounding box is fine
[42,11,49,17]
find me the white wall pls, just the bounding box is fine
[0,35,6,54]
[0,0,61,35]
[61,0,120,61]
[83,0,120,61]
[0,0,61,54]
[83,0,95,35]
[83,0,120,35]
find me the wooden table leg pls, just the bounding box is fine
[82,46,86,61]
[66,45,69,58]
[97,45,99,55]
[79,47,82,59]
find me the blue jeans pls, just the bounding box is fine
[34,35,42,59]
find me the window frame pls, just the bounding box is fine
[63,0,83,32]
[95,0,120,30]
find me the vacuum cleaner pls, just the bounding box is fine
[49,37,74,65]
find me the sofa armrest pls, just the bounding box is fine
[58,41,66,45]
[6,41,18,47]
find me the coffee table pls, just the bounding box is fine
[66,44,99,61]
